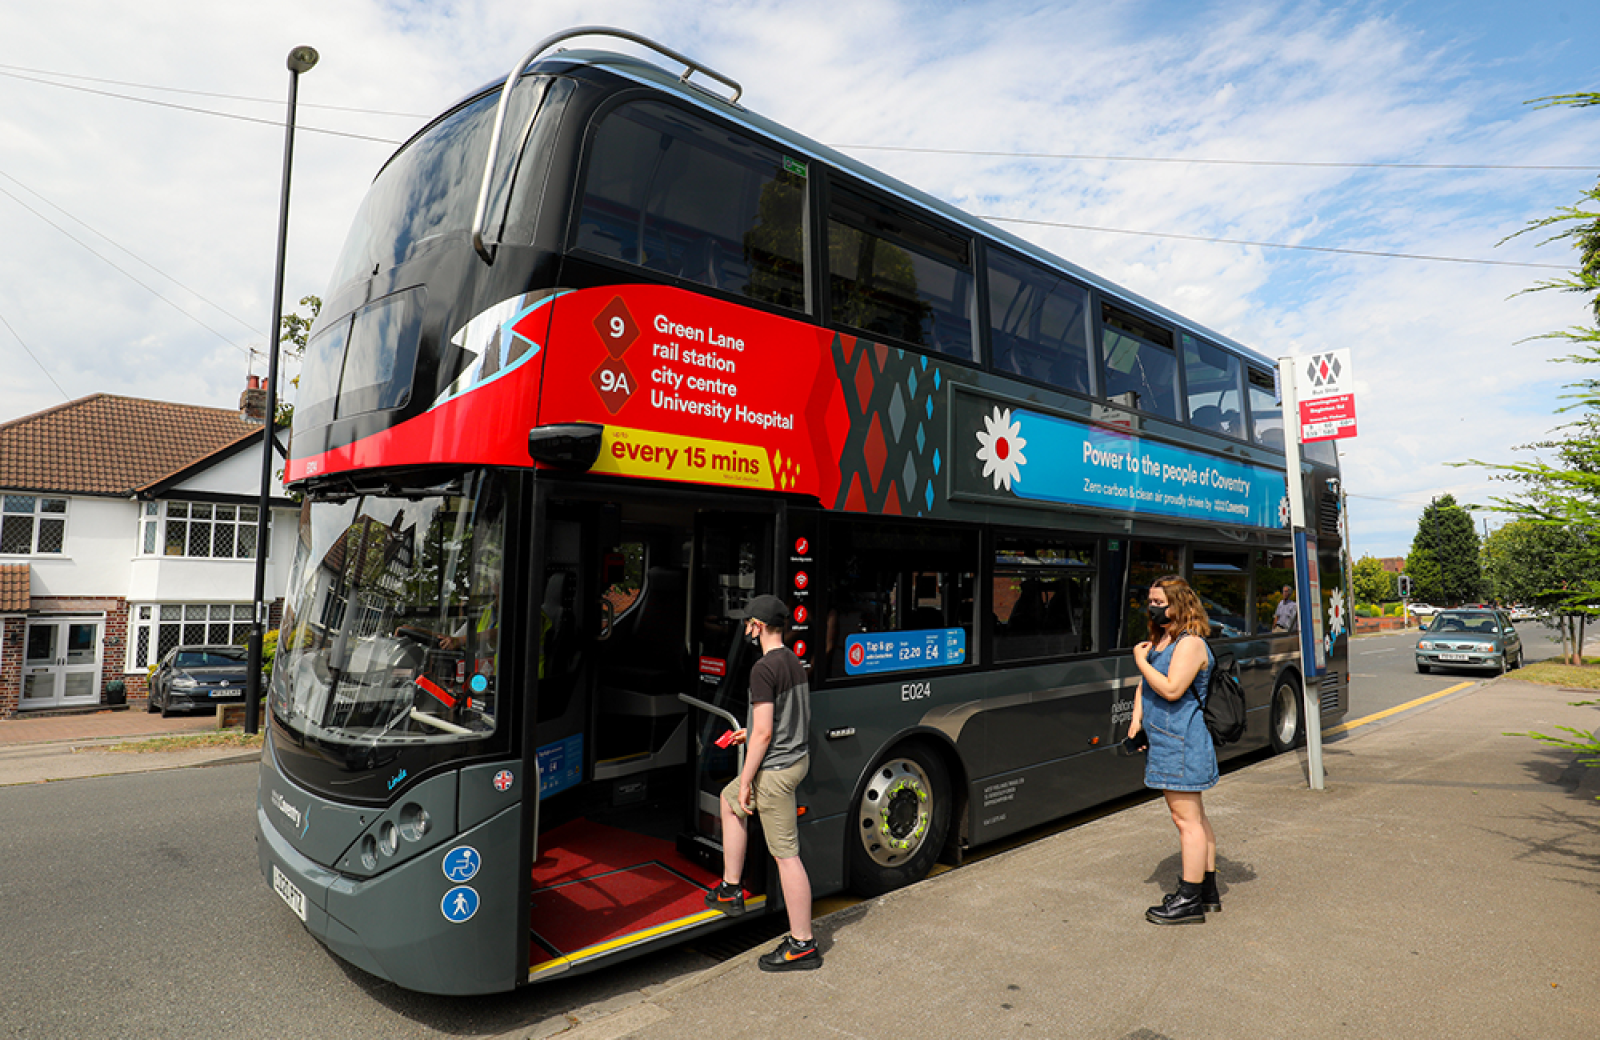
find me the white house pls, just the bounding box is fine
[0,388,297,717]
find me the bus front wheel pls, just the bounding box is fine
[1269,677,1302,754]
[849,744,951,897]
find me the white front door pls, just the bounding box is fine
[21,617,103,709]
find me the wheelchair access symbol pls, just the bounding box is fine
[441,885,479,924]
[442,845,481,883]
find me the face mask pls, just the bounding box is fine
[1149,604,1170,626]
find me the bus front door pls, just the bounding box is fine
[677,511,774,881]
[526,499,773,978]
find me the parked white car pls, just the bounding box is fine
[1408,603,1439,617]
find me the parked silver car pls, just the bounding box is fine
[1415,609,1523,675]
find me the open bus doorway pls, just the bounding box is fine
[527,492,775,977]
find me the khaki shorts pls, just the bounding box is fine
[721,756,809,859]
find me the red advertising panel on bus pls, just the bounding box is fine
[537,285,847,504]
[287,284,955,521]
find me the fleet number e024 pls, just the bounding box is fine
[901,682,931,701]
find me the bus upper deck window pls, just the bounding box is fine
[1181,333,1245,439]
[1100,304,1179,422]
[575,101,807,312]
[986,250,1092,396]
[827,188,975,364]
[1246,368,1283,450]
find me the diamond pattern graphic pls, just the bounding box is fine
[593,296,640,359]
[591,358,636,414]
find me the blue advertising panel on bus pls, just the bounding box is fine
[960,395,1287,529]
[845,628,967,676]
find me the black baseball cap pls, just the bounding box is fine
[732,594,789,628]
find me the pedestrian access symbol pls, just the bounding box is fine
[442,846,481,883]
[441,885,479,923]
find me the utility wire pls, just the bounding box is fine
[0,62,428,118]
[7,63,1592,172]
[0,68,404,146]
[836,142,1600,172]
[0,168,261,337]
[976,214,1570,270]
[0,309,72,404]
[0,181,257,356]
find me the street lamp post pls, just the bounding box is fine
[246,45,318,736]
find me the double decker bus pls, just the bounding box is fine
[257,27,1348,995]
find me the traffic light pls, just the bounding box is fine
[1398,574,1413,597]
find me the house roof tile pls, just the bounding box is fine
[0,564,28,611]
[0,394,259,497]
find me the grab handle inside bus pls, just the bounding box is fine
[678,693,745,773]
[471,25,744,263]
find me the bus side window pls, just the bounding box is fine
[986,250,1092,397]
[574,100,807,312]
[993,533,1096,662]
[822,519,977,680]
[1100,304,1180,423]
[1181,334,1245,439]
[1246,368,1283,450]
[827,186,976,365]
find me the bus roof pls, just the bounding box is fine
[549,47,1279,374]
[411,43,1275,375]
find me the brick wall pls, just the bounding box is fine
[0,617,22,718]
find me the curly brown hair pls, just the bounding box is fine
[1148,574,1212,641]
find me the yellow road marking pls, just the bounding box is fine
[1324,681,1475,735]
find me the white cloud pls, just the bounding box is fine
[1,0,1597,560]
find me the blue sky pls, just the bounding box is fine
[0,0,1597,559]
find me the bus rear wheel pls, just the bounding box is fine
[1269,677,1302,754]
[849,745,951,898]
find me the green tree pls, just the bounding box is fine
[274,295,322,426]
[1468,93,1600,662]
[1481,519,1597,608]
[1406,495,1482,605]
[1351,555,1396,604]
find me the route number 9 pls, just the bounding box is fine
[609,316,626,338]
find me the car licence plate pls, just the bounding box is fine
[1438,653,1471,662]
[272,864,307,921]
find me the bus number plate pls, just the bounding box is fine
[272,864,307,921]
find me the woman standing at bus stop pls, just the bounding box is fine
[1127,575,1220,925]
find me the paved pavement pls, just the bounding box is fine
[526,679,1600,1040]
[5,681,1598,1040]
[0,700,259,784]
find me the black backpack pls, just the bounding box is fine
[1200,649,1248,746]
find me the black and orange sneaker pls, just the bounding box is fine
[704,881,745,917]
[758,935,822,972]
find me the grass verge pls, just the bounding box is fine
[1513,658,1600,691]
[104,730,265,753]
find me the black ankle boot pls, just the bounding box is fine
[1199,871,1221,913]
[1146,880,1207,925]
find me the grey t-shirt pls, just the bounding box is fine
[748,647,810,771]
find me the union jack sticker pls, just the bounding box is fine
[493,770,514,792]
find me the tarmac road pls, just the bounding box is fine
[1,673,1596,1039]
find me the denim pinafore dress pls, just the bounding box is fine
[1142,635,1219,792]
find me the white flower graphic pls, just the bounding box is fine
[1277,496,1292,528]
[1327,587,1346,637]
[975,406,1027,492]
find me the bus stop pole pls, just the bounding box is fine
[1277,356,1325,790]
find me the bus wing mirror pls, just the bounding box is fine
[528,423,604,471]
